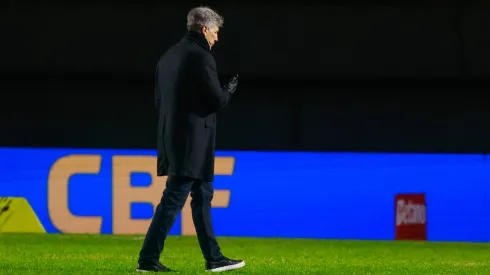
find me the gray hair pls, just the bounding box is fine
[186,6,224,31]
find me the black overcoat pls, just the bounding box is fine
[155,31,233,182]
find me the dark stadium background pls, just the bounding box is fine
[1,0,489,154]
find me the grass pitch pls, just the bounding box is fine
[0,233,489,274]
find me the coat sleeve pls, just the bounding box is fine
[195,52,232,112]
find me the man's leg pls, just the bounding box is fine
[190,180,222,261]
[138,176,193,266]
[190,180,245,272]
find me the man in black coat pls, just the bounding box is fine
[136,6,245,273]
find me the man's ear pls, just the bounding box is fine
[200,25,207,35]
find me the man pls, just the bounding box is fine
[136,6,245,273]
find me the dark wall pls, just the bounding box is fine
[2,1,490,153]
[2,2,490,76]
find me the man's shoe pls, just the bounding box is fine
[205,256,245,273]
[136,261,174,272]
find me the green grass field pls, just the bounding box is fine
[0,233,489,274]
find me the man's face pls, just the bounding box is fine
[202,25,220,49]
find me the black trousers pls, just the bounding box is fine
[138,175,223,264]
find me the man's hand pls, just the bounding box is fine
[223,74,239,94]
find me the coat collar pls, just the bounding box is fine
[185,31,210,51]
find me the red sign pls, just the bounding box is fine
[395,193,427,240]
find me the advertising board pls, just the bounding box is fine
[0,148,488,242]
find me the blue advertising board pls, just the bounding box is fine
[0,147,489,242]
